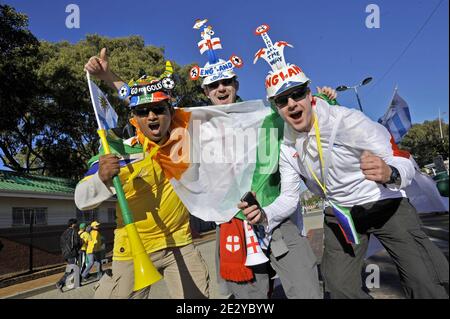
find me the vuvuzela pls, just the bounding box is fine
[97,129,162,291]
[86,72,162,291]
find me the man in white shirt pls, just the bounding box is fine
[240,25,449,299]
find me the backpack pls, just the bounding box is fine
[60,228,80,259]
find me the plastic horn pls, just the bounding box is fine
[243,220,269,266]
[97,129,162,291]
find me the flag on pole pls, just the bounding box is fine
[378,90,412,144]
[85,72,163,290]
[87,74,118,130]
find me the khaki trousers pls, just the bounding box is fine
[94,243,210,299]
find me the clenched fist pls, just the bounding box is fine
[98,154,120,186]
[360,150,391,183]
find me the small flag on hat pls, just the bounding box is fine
[189,18,243,86]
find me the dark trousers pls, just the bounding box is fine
[57,257,77,287]
[321,197,449,299]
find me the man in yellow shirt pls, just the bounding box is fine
[75,55,210,299]
[81,221,104,282]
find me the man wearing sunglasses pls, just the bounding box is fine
[195,45,336,298]
[203,77,239,105]
[75,53,210,299]
[243,30,449,299]
[82,45,333,299]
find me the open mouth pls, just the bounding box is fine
[217,94,230,101]
[290,110,303,120]
[148,122,160,134]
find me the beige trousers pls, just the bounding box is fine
[94,243,210,299]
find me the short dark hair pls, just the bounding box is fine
[68,218,78,227]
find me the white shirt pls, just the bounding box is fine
[263,98,415,233]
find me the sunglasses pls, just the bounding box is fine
[133,104,169,117]
[274,86,310,108]
[206,78,235,90]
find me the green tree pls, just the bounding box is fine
[1,6,206,180]
[399,119,449,167]
[34,35,205,179]
[0,4,41,173]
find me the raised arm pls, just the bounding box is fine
[84,47,125,92]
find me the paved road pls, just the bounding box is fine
[366,212,449,299]
[3,212,448,299]
[13,213,324,299]
[26,239,226,299]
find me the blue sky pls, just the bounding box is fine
[4,0,449,124]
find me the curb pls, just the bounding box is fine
[4,282,57,299]
[3,277,101,299]
[0,266,66,289]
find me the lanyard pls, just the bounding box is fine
[143,137,160,159]
[127,137,159,183]
[305,114,327,195]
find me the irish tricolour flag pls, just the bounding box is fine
[167,100,359,243]
[169,100,284,223]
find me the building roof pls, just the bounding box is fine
[0,170,76,196]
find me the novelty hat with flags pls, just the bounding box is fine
[190,18,243,87]
[253,24,310,98]
[118,61,176,108]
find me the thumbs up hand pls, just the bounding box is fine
[84,47,110,81]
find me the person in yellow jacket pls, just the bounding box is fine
[78,223,90,275]
[81,221,102,281]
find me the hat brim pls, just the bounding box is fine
[270,80,311,99]
[129,92,171,108]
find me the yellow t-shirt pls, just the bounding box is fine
[79,231,90,251]
[112,153,192,261]
[86,229,102,254]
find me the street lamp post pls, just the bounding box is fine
[438,108,447,141]
[336,77,373,112]
[29,210,34,273]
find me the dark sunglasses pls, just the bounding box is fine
[274,86,310,108]
[133,104,169,117]
[206,78,235,90]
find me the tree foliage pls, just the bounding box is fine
[1,5,205,180]
[399,119,449,167]
[0,4,41,173]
